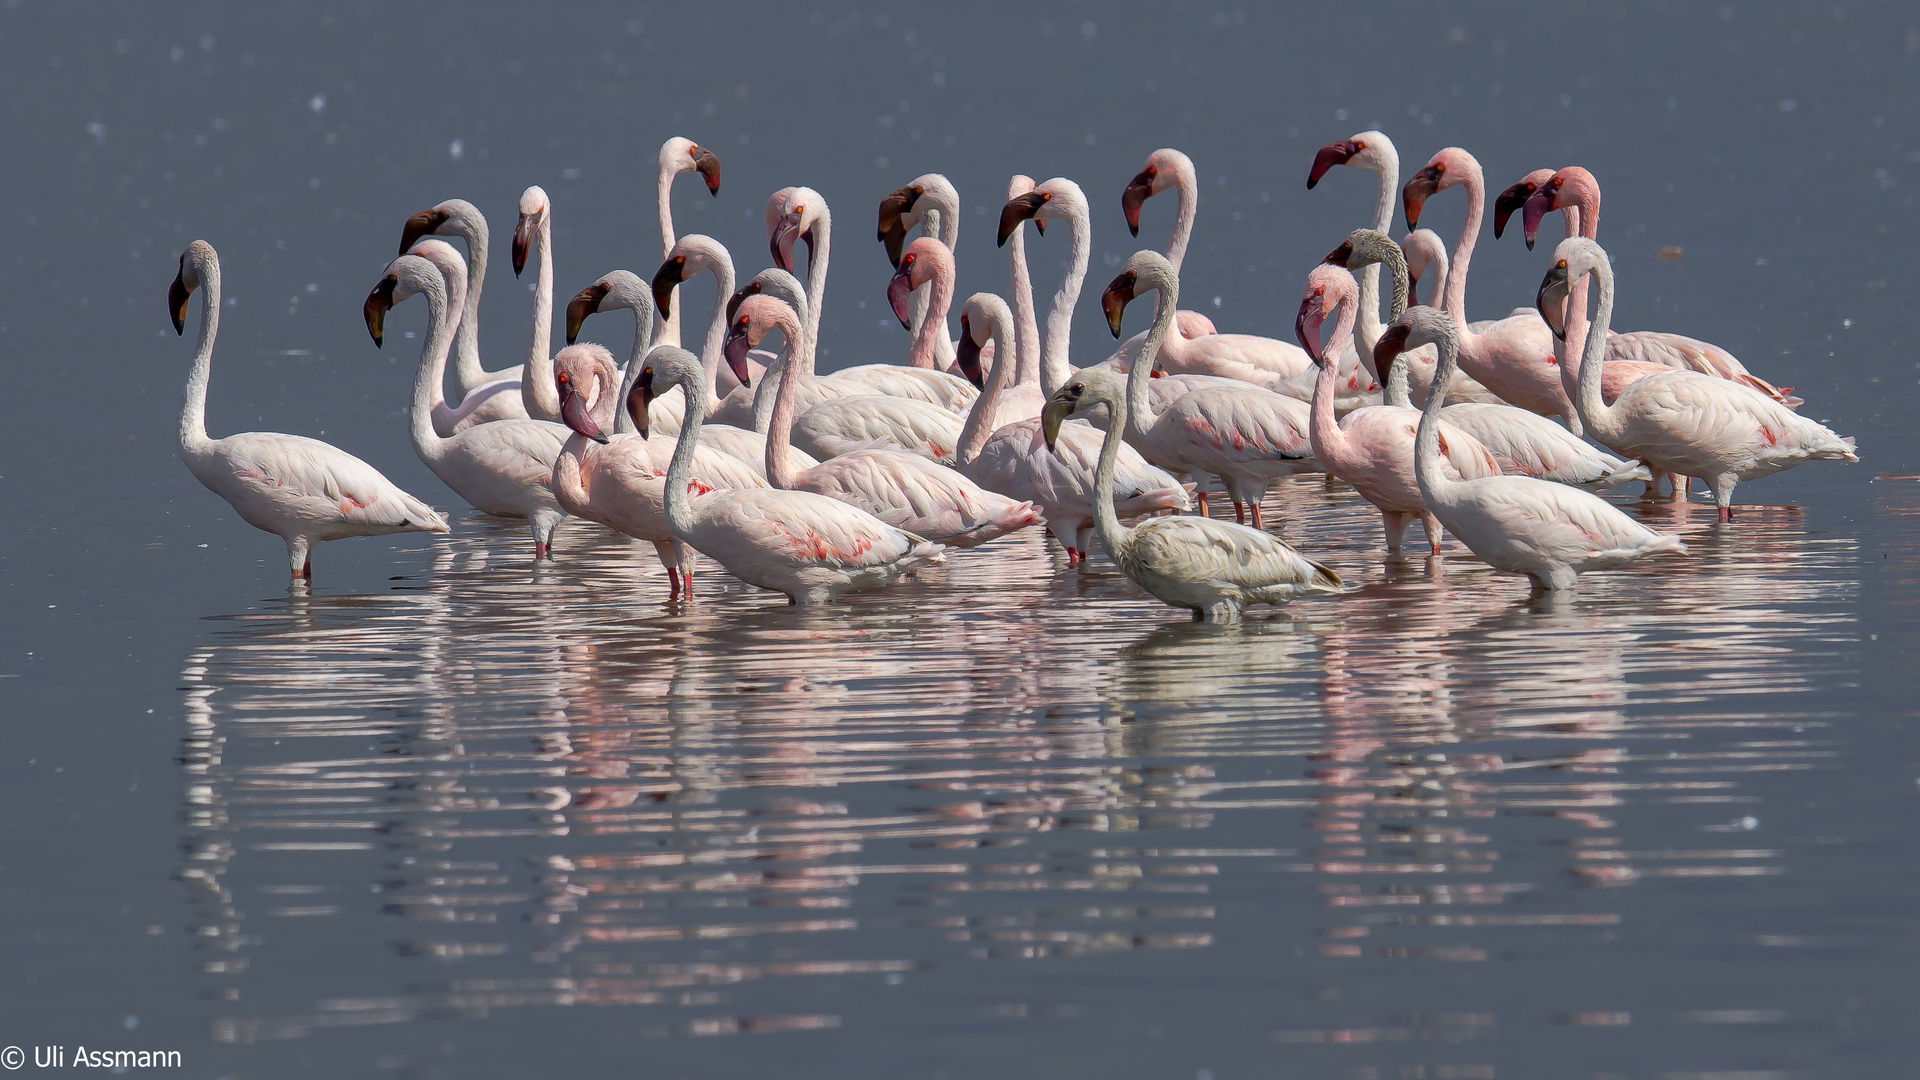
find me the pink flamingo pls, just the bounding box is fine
[396,199,528,431]
[649,136,722,350]
[1541,238,1856,523]
[1402,148,1578,430]
[1297,264,1500,554]
[549,344,765,598]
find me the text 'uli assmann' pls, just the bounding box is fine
[5,1045,183,1069]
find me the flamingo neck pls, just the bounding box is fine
[1165,162,1197,273]
[699,258,735,402]
[1355,153,1398,358]
[801,212,831,368]
[1307,299,1359,465]
[613,296,657,436]
[1041,210,1090,396]
[1571,259,1624,444]
[763,318,805,490]
[1440,166,1484,342]
[552,435,591,509]
[1008,216,1041,391]
[1414,329,1461,507]
[408,275,456,462]
[661,367,705,539]
[907,259,954,369]
[1095,276,1178,553]
[178,260,221,456]
[450,209,489,393]
[655,161,682,348]
[908,202,960,368]
[957,308,1016,467]
[1374,248,1413,408]
[1557,193,1600,394]
[520,213,559,420]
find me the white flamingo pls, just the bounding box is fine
[511,185,563,423]
[1040,251,1343,622]
[649,136,722,349]
[397,198,526,424]
[1542,238,1857,522]
[647,232,764,396]
[1327,228,1648,489]
[169,240,447,581]
[1298,263,1501,554]
[365,251,569,558]
[635,345,947,605]
[1377,304,1687,592]
[401,239,531,437]
[738,294,1041,547]
[549,343,764,597]
[956,293,1191,567]
[877,172,963,369]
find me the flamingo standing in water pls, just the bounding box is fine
[1377,305,1686,592]
[733,294,1041,547]
[365,251,570,558]
[1403,147,1577,430]
[1325,229,1648,489]
[634,346,947,605]
[396,199,528,431]
[1039,251,1342,622]
[549,342,764,598]
[649,136,722,350]
[1297,264,1501,554]
[955,293,1191,567]
[1538,238,1856,522]
[169,240,447,581]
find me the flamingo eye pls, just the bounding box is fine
[675,255,685,264]
[1040,192,1052,202]
[1556,259,1568,270]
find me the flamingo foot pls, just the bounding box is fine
[667,567,683,598]
[296,559,311,581]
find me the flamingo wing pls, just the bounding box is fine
[713,489,925,570]
[457,421,568,488]
[1131,515,1341,590]
[220,433,447,530]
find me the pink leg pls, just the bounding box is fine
[1250,504,1264,532]
[1718,505,1732,523]
[1233,500,1247,525]
[1422,512,1444,553]
[534,541,550,560]
[1196,489,1211,518]
[667,567,683,598]
[1669,475,1689,502]
[1381,511,1407,554]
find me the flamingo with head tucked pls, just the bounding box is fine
[170,240,448,581]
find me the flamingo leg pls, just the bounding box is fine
[1195,488,1211,518]
[1421,512,1444,553]
[1381,511,1408,554]
[1250,503,1265,532]
[1670,474,1690,501]
[1233,500,1247,525]
[667,567,683,597]
[286,537,312,581]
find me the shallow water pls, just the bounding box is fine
[5,2,1920,1077]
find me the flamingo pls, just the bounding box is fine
[564,270,682,436]
[548,342,764,598]
[883,237,997,411]
[1519,166,1802,409]
[1297,264,1501,554]
[510,185,562,423]
[1326,229,1649,489]
[633,345,947,605]
[401,239,535,437]
[1403,147,1579,430]
[990,174,1049,421]
[1377,305,1687,592]
[168,240,447,581]
[647,232,764,397]
[707,268,825,430]
[1539,238,1857,522]
[1110,147,1234,366]
[736,294,1041,547]
[876,172,963,369]
[649,136,722,349]
[396,199,528,430]
[364,251,570,558]
[1038,251,1343,622]
[954,295,1191,569]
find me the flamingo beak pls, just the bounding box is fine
[1040,396,1071,453]
[363,275,397,347]
[650,259,685,321]
[1121,169,1154,236]
[771,218,805,272]
[887,258,917,330]
[559,382,610,444]
[1100,270,1138,338]
[877,186,918,268]
[955,314,985,389]
[169,257,191,335]
[1535,261,1571,341]
[1307,139,1361,189]
[631,366,656,439]
[1294,294,1324,357]
[399,207,448,256]
[997,191,1047,247]
[722,323,755,389]
[1521,183,1560,251]
[1322,239,1355,268]
[1402,165,1442,231]
[566,281,610,346]
[512,213,533,276]
[1492,180,1536,241]
[1372,322,1412,376]
[691,145,721,195]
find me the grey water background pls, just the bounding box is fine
[3,0,1918,1076]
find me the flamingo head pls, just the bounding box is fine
[566,270,649,346]
[998,177,1082,246]
[362,254,440,347]
[553,343,617,445]
[1121,148,1188,236]
[1535,257,1571,341]
[877,184,923,268]
[169,241,215,334]
[662,137,721,195]
[1041,367,1124,453]
[954,312,984,389]
[653,234,724,321]
[1306,131,1392,189]
[1296,264,1357,364]
[1401,147,1473,231]
[1375,307,1456,375]
[1322,228,1397,273]
[887,236,948,329]
[1521,167,1597,250]
[770,188,825,274]
[632,345,702,439]
[398,204,453,256]
[512,186,550,277]
[1100,249,1177,338]
[722,294,796,388]
[1494,168,1555,242]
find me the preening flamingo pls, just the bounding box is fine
[1326,229,1648,489]
[736,294,1040,547]
[1038,251,1342,622]
[365,251,569,558]
[1376,305,1686,592]
[170,240,447,581]
[650,136,722,349]
[549,342,764,598]
[955,293,1192,567]
[1539,238,1856,522]
[1297,263,1500,554]
[396,199,528,429]
[1403,147,1578,430]
[634,345,948,605]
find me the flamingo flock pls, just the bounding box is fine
[167,130,1857,620]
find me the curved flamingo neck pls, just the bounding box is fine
[1307,294,1361,468]
[178,255,221,455]
[661,365,704,539]
[1370,247,1414,408]
[613,292,657,436]
[696,256,734,401]
[407,271,458,463]
[1355,148,1398,357]
[1571,257,1624,444]
[762,312,806,490]
[801,208,831,367]
[1096,272,1179,551]
[447,204,490,392]
[1164,159,1197,273]
[956,304,1015,466]
[1557,183,1602,390]
[1042,205,1090,396]
[907,253,955,369]
[520,212,558,420]
[1414,327,1462,507]
[1007,179,1042,391]
[909,188,960,368]
[1440,161,1485,339]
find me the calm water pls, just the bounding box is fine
[4,2,1919,1076]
